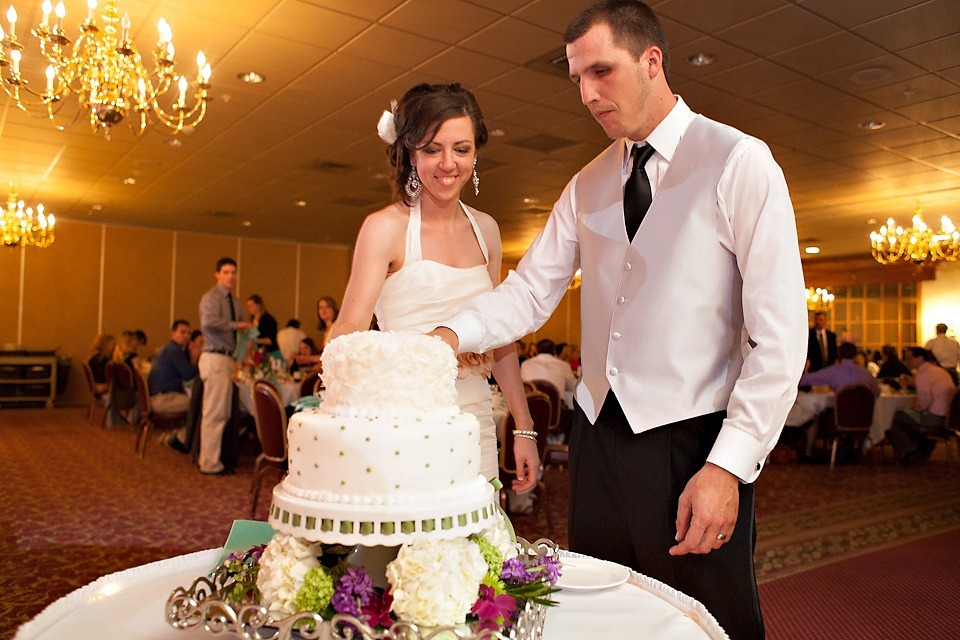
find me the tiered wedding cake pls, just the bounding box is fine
[268,331,498,546]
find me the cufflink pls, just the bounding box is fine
[756,462,761,471]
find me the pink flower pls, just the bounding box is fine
[471,585,517,626]
[362,591,394,629]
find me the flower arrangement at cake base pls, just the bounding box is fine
[166,529,560,640]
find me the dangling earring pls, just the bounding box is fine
[472,158,479,196]
[405,166,421,200]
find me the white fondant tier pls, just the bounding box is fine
[269,479,498,546]
[320,331,459,417]
[285,408,484,501]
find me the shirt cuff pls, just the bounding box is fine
[442,313,483,354]
[706,425,768,483]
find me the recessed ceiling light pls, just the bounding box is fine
[122,177,136,185]
[91,204,102,211]
[849,66,893,85]
[858,120,886,131]
[867,218,877,225]
[165,138,183,147]
[804,246,821,254]
[523,197,540,205]
[489,128,506,137]
[237,71,265,84]
[294,200,307,207]
[373,172,388,180]
[241,220,252,227]
[686,53,715,67]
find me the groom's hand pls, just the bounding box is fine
[428,327,459,353]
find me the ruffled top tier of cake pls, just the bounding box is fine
[321,331,459,419]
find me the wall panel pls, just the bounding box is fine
[298,244,351,344]
[19,220,101,404]
[0,247,21,347]
[173,233,239,327]
[239,238,297,330]
[102,226,173,359]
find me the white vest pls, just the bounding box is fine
[575,115,748,432]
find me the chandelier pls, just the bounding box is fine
[1,182,55,247]
[0,0,211,138]
[870,206,960,265]
[806,287,834,312]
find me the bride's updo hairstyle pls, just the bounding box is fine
[386,83,489,206]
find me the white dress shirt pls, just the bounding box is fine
[445,98,807,483]
[520,354,578,409]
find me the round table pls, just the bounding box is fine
[16,549,727,640]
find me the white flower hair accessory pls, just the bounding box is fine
[377,100,398,145]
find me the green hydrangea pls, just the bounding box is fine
[471,535,503,584]
[293,566,335,613]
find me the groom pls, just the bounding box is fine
[432,1,807,638]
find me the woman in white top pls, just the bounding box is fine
[332,83,538,491]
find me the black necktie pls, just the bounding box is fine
[226,292,236,322]
[624,143,656,242]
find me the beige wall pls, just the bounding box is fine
[2,220,351,406]
[499,262,582,351]
[919,262,960,345]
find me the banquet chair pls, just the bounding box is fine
[313,376,325,395]
[528,379,570,470]
[299,368,321,398]
[927,386,960,464]
[81,360,108,427]
[528,379,561,432]
[105,361,137,425]
[830,384,876,469]
[132,368,188,460]
[499,390,552,530]
[250,380,289,517]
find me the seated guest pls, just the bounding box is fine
[106,331,141,424]
[276,318,307,361]
[148,319,200,415]
[246,294,279,352]
[290,338,321,374]
[887,347,956,465]
[878,344,911,379]
[87,333,116,392]
[796,342,879,460]
[520,338,578,408]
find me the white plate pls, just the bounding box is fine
[556,557,631,591]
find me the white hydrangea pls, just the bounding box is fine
[255,534,323,615]
[385,538,487,627]
[481,511,519,561]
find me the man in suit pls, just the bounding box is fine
[431,2,807,638]
[806,311,838,372]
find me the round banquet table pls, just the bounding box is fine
[16,549,727,640]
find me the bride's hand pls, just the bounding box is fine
[512,437,540,493]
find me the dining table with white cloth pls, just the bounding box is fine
[784,391,834,427]
[868,392,916,448]
[16,548,728,640]
[235,376,301,416]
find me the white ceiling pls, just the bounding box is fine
[1,0,958,261]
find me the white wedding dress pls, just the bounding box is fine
[375,201,498,480]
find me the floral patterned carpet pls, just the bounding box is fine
[2,407,958,639]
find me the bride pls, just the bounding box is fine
[331,83,539,492]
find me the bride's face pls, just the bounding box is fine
[411,115,476,205]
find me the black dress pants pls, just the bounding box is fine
[568,391,764,640]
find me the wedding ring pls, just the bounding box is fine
[716,533,727,541]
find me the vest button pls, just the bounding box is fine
[609,367,619,376]
[612,332,622,340]
[618,296,626,304]
[624,262,633,271]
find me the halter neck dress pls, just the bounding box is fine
[375,201,498,480]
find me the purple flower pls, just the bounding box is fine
[332,589,361,616]
[340,567,374,603]
[500,557,534,584]
[539,556,561,584]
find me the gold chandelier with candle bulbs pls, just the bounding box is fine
[1,182,54,247]
[806,287,834,312]
[870,206,960,266]
[0,0,211,138]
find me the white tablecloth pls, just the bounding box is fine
[869,393,916,446]
[785,392,834,427]
[16,549,727,640]
[235,378,302,416]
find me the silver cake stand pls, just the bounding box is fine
[165,538,558,640]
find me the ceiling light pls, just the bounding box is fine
[294,200,307,207]
[804,246,820,254]
[858,121,885,131]
[91,204,102,211]
[871,206,960,265]
[241,220,252,227]
[867,218,877,225]
[686,53,715,67]
[238,71,265,84]
[165,138,183,147]
[0,0,211,139]
[489,128,506,137]
[122,177,136,185]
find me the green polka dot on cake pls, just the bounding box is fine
[339,451,345,456]
[395,450,400,456]
[313,435,318,441]
[366,467,372,473]
[365,436,371,442]
[340,480,346,485]
[340,425,346,431]
[425,462,430,468]
[314,463,319,468]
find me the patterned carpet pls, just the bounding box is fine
[2,407,959,639]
